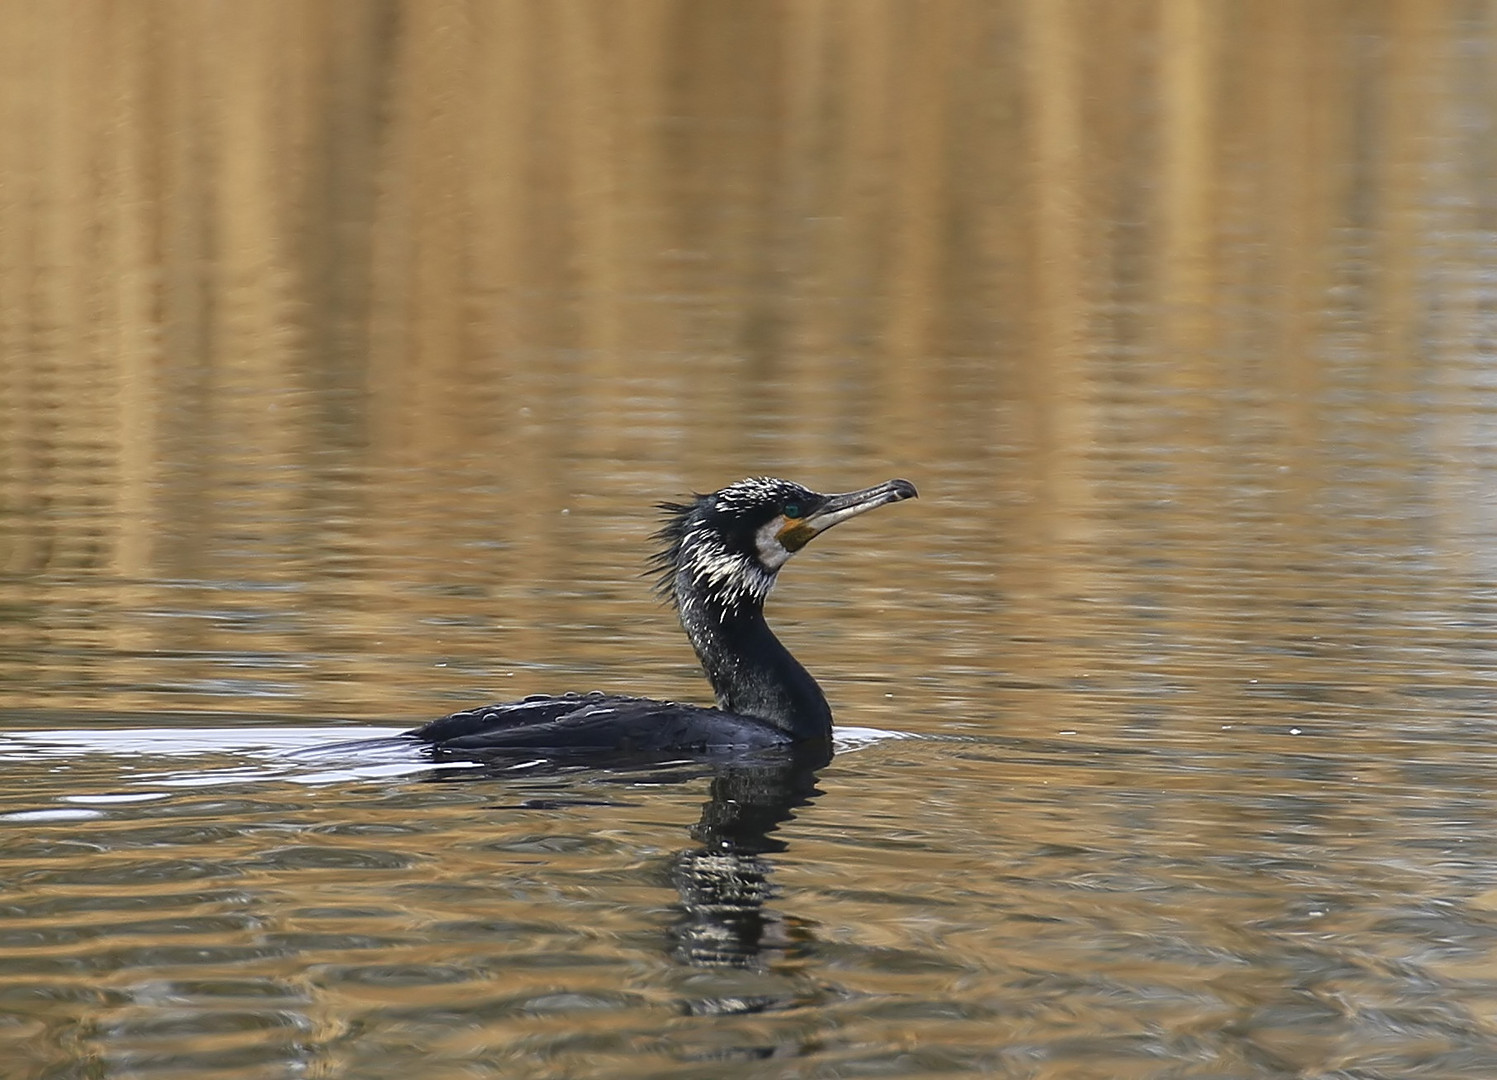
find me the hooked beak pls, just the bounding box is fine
[779,478,918,552]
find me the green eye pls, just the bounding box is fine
[783,503,802,519]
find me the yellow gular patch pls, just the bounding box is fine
[777,517,817,553]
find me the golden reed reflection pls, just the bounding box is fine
[0,1,1492,721]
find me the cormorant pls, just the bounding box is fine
[405,477,917,758]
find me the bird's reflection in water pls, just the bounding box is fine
[432,741,833,1029]
[667,742,830,980]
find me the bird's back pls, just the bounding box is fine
[408,692,797,757]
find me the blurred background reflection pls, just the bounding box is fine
[1,1,1494,731]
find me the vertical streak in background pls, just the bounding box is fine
[1264,0,1335,474]
[294,0,397,434]
[884,2,953,369]
[777,0,834,462]
[1424,0,1497,557]
[0,7,60,571]
[1157,0,1213,382]
[369,0,468,459]
[560,0,651,468]
[106,8,159,580]
[1019,0,1091,547]
[1155,0,1219,595]
[1247,0,1323,533]
[825,0,896,366]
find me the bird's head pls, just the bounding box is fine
[653,476,918,612]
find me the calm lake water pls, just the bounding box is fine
[4,2,1497,1077]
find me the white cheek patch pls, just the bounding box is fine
[679,520,778,609]
[754,516,793,571]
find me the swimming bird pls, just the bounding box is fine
[405,477,917,758]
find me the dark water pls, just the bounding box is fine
[5,2,1497,1077]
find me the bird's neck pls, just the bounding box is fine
[675,579,831,741]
